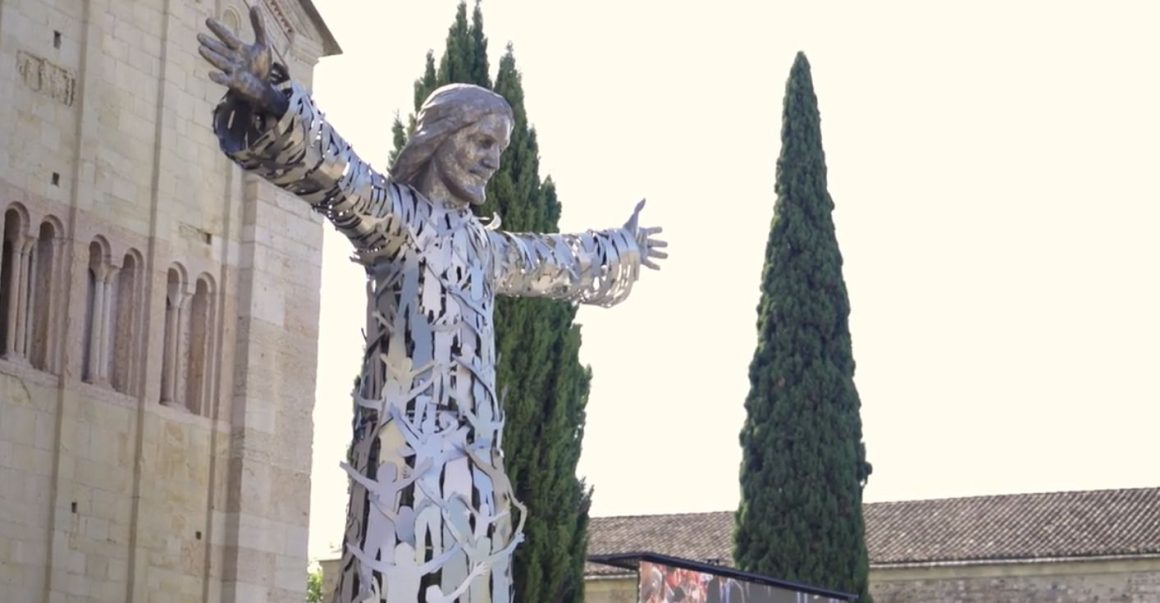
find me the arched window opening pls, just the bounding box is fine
[82,241,108,383]
[83,238,121,384]
[0,208,26,358]
[221,8,241,33]
[111,251,141,395]
[29,220,61,372]
[185,277,214,416]
[160,266,188,407]
[0,207,41,363]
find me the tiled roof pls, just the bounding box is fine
[586,487,1160,577]
[586,511,734,576]
[864,487,1160,565]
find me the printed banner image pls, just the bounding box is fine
[637,561,847,603]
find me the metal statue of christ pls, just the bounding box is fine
[198,8,666,602]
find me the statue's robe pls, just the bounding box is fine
[214,82,641,602]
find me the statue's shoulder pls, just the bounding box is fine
[380,180,437,224]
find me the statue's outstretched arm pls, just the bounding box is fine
[489,201,667,307]
[198,7,404,253]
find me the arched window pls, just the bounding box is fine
[82,238,115,383]
[159,266,216,417]
[221,7,241,33]
[160,265,187,407]
[0,206,28,359]
[1,207,61,371]
[111,250,142,395]
[185,276,215,416]
[28,219,63,372]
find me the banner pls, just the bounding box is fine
[638,561,849,603]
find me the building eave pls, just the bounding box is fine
[297,0,342,56]
[870,552,1160,571]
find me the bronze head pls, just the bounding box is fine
[392,84,514,207]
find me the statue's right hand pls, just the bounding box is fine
[197,6,288,117]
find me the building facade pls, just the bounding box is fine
[0,0,337,600]
[585,488,1160,602]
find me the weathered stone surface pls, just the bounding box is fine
[0,1,337,601]
[870,559,1160,603]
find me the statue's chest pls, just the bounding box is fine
[367,212,497,319]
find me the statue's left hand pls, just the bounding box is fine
[197,6,288,117]
[624,199,668,271]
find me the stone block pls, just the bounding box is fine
[222,542,276,584]
[230,581,270,602]
[0,441,14,469]
[14,444,53,476]
[34,411,56,450]
[1,406,38,447]
[235,512,278,555]
[274,552,308,593]
[243,397,277,434]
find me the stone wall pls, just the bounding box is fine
[320,557,341,602]
[870,558,1160,603]
[0,0,334,601]
[586,575,637,603]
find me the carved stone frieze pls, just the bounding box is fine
[16,51,76,107]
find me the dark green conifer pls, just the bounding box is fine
[735,52,873,602]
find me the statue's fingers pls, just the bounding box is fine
[648,249,668,259]
[197,33,236,60]
[642,258,661,270]
[634,198,647,214]
[641,226,663,236]
[207,70,232,88]
[250,6,269,46]
[198,45,235,73]
[649,239,668,248]
[206,17,244,50]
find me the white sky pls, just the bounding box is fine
[303,0,1160,560]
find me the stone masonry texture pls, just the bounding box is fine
[0,1,338,601]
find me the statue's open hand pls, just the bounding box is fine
[624,199,668,271]
[197,7,288,116]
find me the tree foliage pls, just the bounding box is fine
[306,563,323,603]
[734,52,873,602]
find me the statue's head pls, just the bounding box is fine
[392,84,514,207]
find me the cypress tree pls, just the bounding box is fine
[389,4,592,600]
[466,2,490,86]
[388,4,486,169]
[734,52,873,601]
[435,1,490,88]
[387,113,408,168]
[485,49,592,602]
[415,49,439,109]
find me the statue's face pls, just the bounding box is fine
[434,113,512,206]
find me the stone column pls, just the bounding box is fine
[160,282,190,405]
[7,234,34,361]
[85,261,109,383]
[46,237,66,373]
[20,236,38,359]
[96,264,120,382]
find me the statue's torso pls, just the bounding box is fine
[357,184,501,426]
[340,184,515,602]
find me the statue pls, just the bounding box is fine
[198,8,667,602]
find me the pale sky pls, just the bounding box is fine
[303,0,1160,560]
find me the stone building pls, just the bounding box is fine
[586,487,1160,602]
[0,0,337,600]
